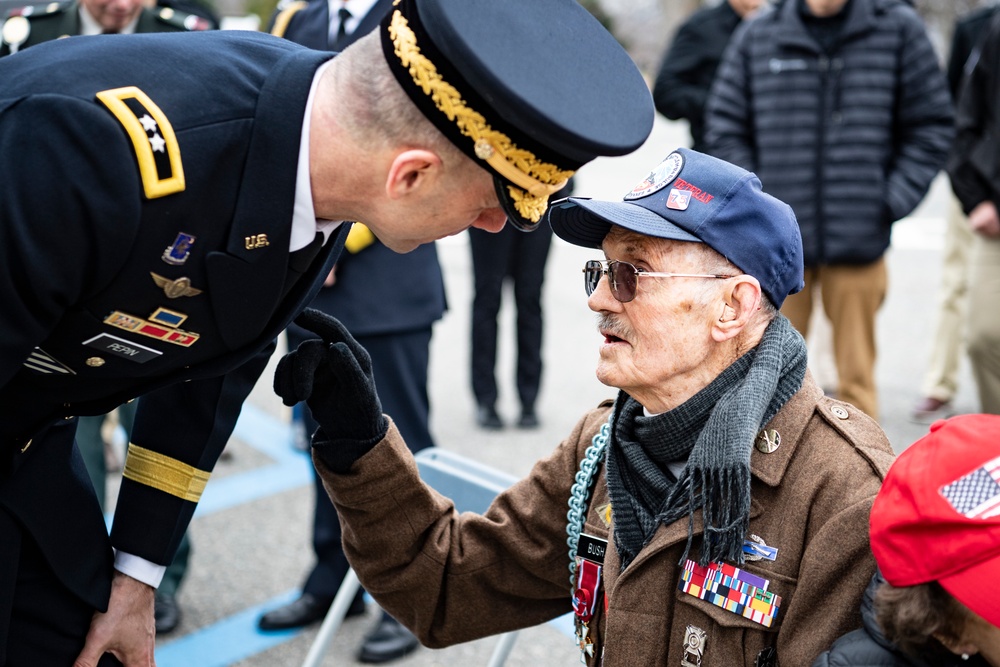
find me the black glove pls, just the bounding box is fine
[274,308,389,472]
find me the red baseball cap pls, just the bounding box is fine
[870,414,1000,629]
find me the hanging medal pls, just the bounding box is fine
[572,555,602,662]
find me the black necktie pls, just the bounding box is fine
[282,232,325,299]
[335,7,351,43]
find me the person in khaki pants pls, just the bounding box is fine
[912,4,1000,423]
[704,0,954,421]
[948,11,1000,416]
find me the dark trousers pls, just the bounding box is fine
[287,328,435,599]
[0,420,120,667]
[468,224,553,410]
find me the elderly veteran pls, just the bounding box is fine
[0,0,653,662]
[276,148,895,666]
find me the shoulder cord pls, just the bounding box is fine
[565,413,612,589]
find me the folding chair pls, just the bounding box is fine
[301,448,522,667]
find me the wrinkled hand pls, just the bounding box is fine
[275,308,388,472]
[74,572,155,667]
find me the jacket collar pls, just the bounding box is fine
[205,46,335,349]
[775,0,879,52]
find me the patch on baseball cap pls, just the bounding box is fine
[624,152,683,201]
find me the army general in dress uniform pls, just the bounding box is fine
[0,0,654,664]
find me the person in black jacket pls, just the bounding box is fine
[0,3,655,663]
[911,4,1000,424]
[705,0,953,420]
[813,414,1000,666]
[651,0,762,153]
[947,10,1000,418]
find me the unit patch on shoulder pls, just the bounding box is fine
[95,86,185,199]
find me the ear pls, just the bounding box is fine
[711,276,762,343]
[932,631,978,658]
[385,149,443,200]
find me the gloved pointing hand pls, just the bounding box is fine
[274,308,389,473]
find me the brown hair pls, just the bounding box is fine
[875,580,973,657]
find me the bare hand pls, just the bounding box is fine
[969,201,1000,238]
[74,572,156,667]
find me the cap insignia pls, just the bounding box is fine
[624,151,682,201]
[388,10,573,222]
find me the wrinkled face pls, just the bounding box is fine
[81,0,144,31]
[587,230,723,410]
[378,167,506,253]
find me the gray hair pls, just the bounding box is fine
[330,33,466,168]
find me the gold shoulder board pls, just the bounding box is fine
[95,86,185,199]
[270,0,307,38]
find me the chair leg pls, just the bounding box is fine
[301,568,363,667]
[486,630,521,667]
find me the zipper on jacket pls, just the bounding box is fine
[815,54,829,265]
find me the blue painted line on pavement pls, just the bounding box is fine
[141,403,573,665]
[155,589,302,667]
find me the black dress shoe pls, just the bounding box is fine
[257,591,365,631]
[476,405,503,430]
[154,594,181,635]
[357,614,420,664]
[517,407,539,429]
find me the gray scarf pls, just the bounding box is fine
[605,315,807,569]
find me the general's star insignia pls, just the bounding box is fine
[151,272,203,298]
[139,114,158,132]
[149,133,166,152]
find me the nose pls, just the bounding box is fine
[471,208,508,233]
[587,273,620,313]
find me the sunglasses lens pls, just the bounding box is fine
[584,261,603,296]
[610,261,637,302]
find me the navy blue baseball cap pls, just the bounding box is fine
[548,148,804,307]
[379,0,654,232]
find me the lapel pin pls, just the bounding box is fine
[755,429,781,454]
[151,273,202,298]
[245,233,270,250]
[162,232,196,265]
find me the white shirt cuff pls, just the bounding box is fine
[113,549,166,588]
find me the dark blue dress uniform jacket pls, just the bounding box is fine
[0,31,347,610]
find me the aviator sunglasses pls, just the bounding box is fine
[583,259,736,303]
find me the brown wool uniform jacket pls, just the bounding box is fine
[317,374,895,666]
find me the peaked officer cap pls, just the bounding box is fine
[380,0,654,231]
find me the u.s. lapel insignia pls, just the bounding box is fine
[151,272,202,298]
[681,625,706,667]
[244,234,270,250]
[104,309,199,347]
[755,429,781,454]
[162,232,196,265]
